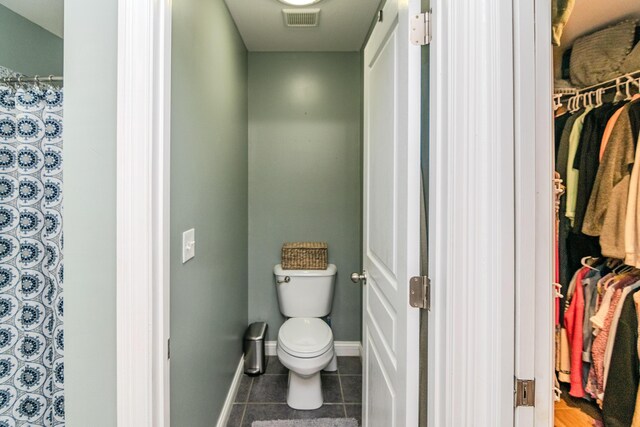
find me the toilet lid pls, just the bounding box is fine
[278,318,333,358]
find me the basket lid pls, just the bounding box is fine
[282,242,328,249]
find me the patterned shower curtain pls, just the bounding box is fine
[0,83,64,426]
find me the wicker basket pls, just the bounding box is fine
[281,242,328,270]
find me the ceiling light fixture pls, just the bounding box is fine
[277,0,322,6]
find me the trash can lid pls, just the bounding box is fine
[244,322,268,341]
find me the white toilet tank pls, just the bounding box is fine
[274,264,337,318]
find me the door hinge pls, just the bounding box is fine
[167,338,170,360]
[409,276,430,310]
[410,11,431,46]
[514,378,535,407]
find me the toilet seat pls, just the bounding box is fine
[278,318,333,358]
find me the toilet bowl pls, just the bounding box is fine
[277,318,334,410]
[274,264,338,410]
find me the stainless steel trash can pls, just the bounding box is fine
[243,322,267,375]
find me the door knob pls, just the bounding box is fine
[351,271,367,284]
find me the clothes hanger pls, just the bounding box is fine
[597,88,605,107]
[567,94,574,112]
[570,94,580,112]
[625,79,633,101]
[606,258,621,270]
[554,376,562,402]
[553,282,564,298]
[614,77,625,103]
[612,261,634,275]
[581,256,599,271]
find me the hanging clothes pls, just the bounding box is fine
[602,285,640,426]
[556,111,571,157]
[583,100,639,258]
[557,112,582,321]
[553,21,640,423]
[588,273,640,400]
[590,274,616,332]
[560,268,581,383]
[626,130,640,268]
[573,102,619,232]
[565,107,603,280]
[603,278,640,392]
[567,107,594,227]
[600,104,628,161]
[582,269,602,363]
[565,266,588,397]
[588,286,622,400]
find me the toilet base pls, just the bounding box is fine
[287,370,323,410]
[323,351,337,372]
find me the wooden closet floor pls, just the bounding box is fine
[554,400,595,426]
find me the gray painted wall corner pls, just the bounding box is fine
[0,4,63,76]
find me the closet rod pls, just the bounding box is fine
[555,69,640,98]
[1,75,63,84]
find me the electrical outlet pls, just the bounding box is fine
[182,228,195,263]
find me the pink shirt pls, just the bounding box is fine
[565,267,587,397]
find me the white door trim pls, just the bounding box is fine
[116,0,172,425]
[427,0,516,425]
[513,0,555,425]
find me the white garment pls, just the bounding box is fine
[591,283,616,333]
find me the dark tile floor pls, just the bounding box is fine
[227,356,362,427]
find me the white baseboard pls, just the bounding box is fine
[335,341,363,357]
[215,356,244,427]
[265,340,362,357]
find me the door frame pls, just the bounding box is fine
[112,0,555,425]
[116,0,172,425]
[513,0,555,426]
[427,0,517,425]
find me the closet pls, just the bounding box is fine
[553,2,640,426]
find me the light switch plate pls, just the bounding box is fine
[182,228,195,263]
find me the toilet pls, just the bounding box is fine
[274,263,338,410]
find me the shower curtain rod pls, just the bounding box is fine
[1,75,63,83]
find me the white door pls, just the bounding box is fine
[360,0,421,425]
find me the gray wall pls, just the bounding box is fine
[248,52,362,341]
[170,0,248,425]
[64,0,118,425]
[0,4,63,76]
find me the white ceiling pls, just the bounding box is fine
[224,0,381,52]
[560,0,640,47]
[0,0,63,38]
